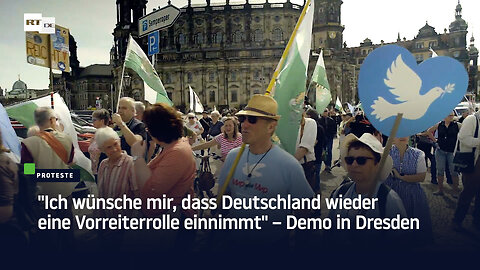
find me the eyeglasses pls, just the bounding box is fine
[188,117,195,119]
[238,115,259,124]
[344,156,374,165]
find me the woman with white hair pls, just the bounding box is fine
[207,110,224,138]
[95,127,139,215]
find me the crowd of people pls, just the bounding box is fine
[1,94,480,252]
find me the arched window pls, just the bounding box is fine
[253,29,263,42]
[187,72,193,83]
[230,71,236,81]
[194,32,203,44]
[273,28,283,42]
[233,30,243,43]
[178,33,187,45]
[213,31,223,44]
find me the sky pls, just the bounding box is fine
[0,0,478,93]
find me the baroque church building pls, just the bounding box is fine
[106,0,477,111]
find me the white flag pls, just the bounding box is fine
[189,85,204,113]
[429,47,438,57]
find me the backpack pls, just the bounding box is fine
[330,180,391,218]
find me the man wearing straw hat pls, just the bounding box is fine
[218,95,314,249]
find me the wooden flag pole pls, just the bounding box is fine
[216,0,312,206]
[369,113,403,197]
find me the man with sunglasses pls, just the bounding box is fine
[218,95,314,249]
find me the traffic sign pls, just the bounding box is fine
[138,5,181,37]
[148,31,159,56]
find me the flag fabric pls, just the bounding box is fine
[6,93,94,182]
[189,85,204,113]
[213,105,217,112]
[347,103,355,115]
[269,0,314,155]
[0,102,21,162]
[311,50,332,113]
[124,35,172,105]
[143,82,162,104]
[429,47,438,57]
[335,96,344,113]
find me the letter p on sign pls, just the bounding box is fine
[148,31,159,56]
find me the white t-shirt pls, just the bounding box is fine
[296,117,317,163]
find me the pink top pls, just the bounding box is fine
[141,138,196,217]
[214,133,243,160]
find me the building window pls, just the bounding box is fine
[209,90,216,103]
[231,90,238,102]
[167,91,173,101]
[194,32,203,44]
[415,54,424,62]
[187,72,193,83]
[165,73,172,84]
[230,71,236,81]
[362,50,366,56]
[233,31,243,43]
[253,89,260,95]
[428,41,437,48]
[178,33,187,45]
[253,70,260,80]
[273,28,283,42]
[209,72,215,82]
[415,42,424,49]
[253,29,263,42]
[213,31,223,44]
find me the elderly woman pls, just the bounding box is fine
[191,117,242,161]
[88,109,110,177]
[327,133,406,249]
[207,110,224,138]
[96,127,139,216]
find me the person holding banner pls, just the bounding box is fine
[217,95,314,249]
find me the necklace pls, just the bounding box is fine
[245,145,273,182]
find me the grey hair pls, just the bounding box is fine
[95,127,120,148]
[134,101,145,114]
[27,126,40,137]
[120,97,136,113]
[211,110,220,117]
[34,107,56,127]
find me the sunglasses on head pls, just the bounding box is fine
[238,115,260,124]
[344,156,374,165]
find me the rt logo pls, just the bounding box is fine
[24,13,55,34]
[142,20,148,31]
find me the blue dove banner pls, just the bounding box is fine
[358,45,468,138]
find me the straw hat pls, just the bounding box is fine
[236,95,281,120]
[340,133,393,181]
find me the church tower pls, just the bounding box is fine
[448,1,468,63]
[312,0,344,50]
[468,35,478,94]
[112,0,148,66]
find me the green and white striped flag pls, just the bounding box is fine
[270,0,314,155]
[335,96,344,113]
[125,35,172,105]
[311,50,332,113]
[6,93,95,185]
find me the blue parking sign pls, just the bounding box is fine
[148,31,159,56]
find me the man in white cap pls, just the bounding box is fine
[218,94,314,249]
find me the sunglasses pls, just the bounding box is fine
[238,115,260,124]
[188,117,195,119]
[344,156,374,165]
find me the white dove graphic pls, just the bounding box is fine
[242,163,266,178]
[371,54,455,121]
